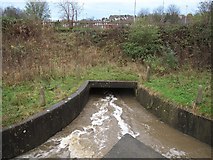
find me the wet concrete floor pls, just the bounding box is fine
[18,92,212,158]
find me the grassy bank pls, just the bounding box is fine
[2,65,138,127]
[4,64,211,127]
[2,17,212,128]
[144,69,212,118]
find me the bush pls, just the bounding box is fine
[2,16,43,40]
[162,47,178,69]
[129,23,159,44]
[55,27,71,32]
[122,42,142,58]
[122,42,161,59]
[160,21,211,68]
[73,27,129,48]
[143,46,178,73]
[122,18,162,59]
[144,54,166,73]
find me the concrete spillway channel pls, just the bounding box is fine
[1,81,212,159]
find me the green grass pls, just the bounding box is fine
[3,64,211,127]
[144,70,212,118]
[2,65,138,127]
[84,66,138,81]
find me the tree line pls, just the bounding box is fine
[1,0,81,29]
[137,1,212,25]
[1,0,212,25]
[2,1,50,21]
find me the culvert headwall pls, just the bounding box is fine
[2,80,212,159]
[1,80,137,159]
[136,87,212,147]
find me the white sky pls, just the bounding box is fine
[1,0,207,20]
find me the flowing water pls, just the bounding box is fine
[18,92,212,158]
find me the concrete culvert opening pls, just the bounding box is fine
[2,81,212,159]
[89,87,136,96]
[17,86,211,159]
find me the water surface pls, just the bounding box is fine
[19,92,212,158]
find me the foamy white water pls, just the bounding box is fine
[19,94,139,158]
[18,93,212,159]
[109,95,139,139]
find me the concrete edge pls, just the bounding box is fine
[103,134,166,158]
[1,80,137,159]
[136,87,213,147]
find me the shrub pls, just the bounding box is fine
[2,16,43,40]
[143,46,178,73]
[122,18,162,59]
[55,27,71,32]
[122,42,143,59]
[129,23,159,44]
[160,21,211,68]
[143,54,166,73]
[162,47,178,69]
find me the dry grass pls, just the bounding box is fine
[3,27,130,85]
[3,23,211,126]
[2,26,142,126]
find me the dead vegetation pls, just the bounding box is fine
[3,21,136,86]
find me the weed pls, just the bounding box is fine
[144,70,211,118]
[2,65,138,127]
[3,18,211,128]
[122,18,162,59]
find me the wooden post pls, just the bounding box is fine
[195,85,203,104]
[40,87,46,107]
[146,66,151,82]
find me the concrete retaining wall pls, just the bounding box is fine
[2,80,211,159]
[2,80,137,159]
[136,87,212,147]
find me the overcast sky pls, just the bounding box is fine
[1,0,206,20]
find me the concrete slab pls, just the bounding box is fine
[103,134,167,159]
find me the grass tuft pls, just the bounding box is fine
[144,70,212,118]
[2,65,138,127]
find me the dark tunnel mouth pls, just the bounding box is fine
[89,87,136,97]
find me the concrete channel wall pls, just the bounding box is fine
[136,87,212,147]
[2,81,212,159]
[1,80,137,159]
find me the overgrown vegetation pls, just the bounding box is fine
[124,1,212,119]
[122,20,162,59]
[2,0,212,127]
[122,18,211,71]
[122,1,212,70]
[160,22,211,68]
[3,66,138,127]
[144,70,211,118]
[2,10,141,127]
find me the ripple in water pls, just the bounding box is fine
[19,94,139,158]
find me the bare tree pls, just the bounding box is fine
[167,4,180,15]
[3,6,26,19]
[152,6,164,23]
[154,6,164,15]
[58,0,81,29]
[165,4,180,24]
[198,0,211,14]
[25,0,50,20]
[197,0,212,23]
[138,8,150,17]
